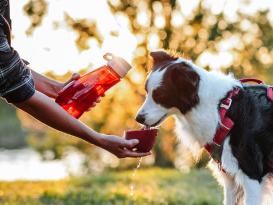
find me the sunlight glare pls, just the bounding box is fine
[197,51,234,70]
[130,71,145,84]
[137,11,150,27]
[152,1,163,14]
[137,1,150,27]
[171,10,185,27]
[10,0,137,75]
[148,33,160,50]
[154,15,166,28]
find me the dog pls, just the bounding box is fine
[136,51,273,205]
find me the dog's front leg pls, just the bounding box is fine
[241,175,262,205]
[261,175,273,205]
[222,172,243,205]
[208,160,242,205]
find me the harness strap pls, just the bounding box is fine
[267,87,273,101]
[204,88,239,159]
[239,78,264,84]
[240,78,273,102]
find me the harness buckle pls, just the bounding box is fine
[220,98,232,110]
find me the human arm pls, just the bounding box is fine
[0,23,149,158]
[14,91,150,158]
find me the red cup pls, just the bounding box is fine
[125,129,158,152]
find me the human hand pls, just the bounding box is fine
[59,73,103,108]
[98,134,151,158]
[50,73,81,97]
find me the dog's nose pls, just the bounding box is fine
[136,114,145,124]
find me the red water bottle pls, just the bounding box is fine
[55,53,132,118]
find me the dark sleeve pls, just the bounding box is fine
[0,24,35,103]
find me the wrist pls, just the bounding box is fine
[93,133,107,147]
[83,130,106,147]
[50,81,63,97]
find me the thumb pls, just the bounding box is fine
[71,73,80,80]
[65,73,80,86]
[123,139,139,149]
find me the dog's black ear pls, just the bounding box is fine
[170,64,200,113]
[150,51,177,65]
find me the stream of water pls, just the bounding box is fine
[129,157,142,198]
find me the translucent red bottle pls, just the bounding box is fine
[55,53,132,118]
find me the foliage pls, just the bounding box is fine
[23,0,48,35]
[0,101,27,148]
[64,13,103,50]
[0,168,223,205]
[108,0,273,80]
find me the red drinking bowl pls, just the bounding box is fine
[125,129,158,152]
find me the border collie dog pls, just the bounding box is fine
[136,51,273,205]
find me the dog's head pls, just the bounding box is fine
[136,51,200,127]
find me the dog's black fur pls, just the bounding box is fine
[227,85,273,181]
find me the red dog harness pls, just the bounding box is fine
[204,78,273,171]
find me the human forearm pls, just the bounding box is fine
[15,91,100,145]
[31,70,63,99]
[14,91,150,158]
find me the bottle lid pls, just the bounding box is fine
[103,53,132,77]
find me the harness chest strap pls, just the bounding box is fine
[204,88,240,155]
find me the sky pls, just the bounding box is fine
[10,0,273,75]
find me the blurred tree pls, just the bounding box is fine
[23,0,48,35]
[19,0,273,169]
[64,13,103,50]
[0,101,27,148]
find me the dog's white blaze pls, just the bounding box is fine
[146,69,165,92]
[137,69,169,126]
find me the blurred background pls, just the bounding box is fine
[1,0,273,204]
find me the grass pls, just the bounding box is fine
[0,168,223,205]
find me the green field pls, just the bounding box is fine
[0,168,223,205]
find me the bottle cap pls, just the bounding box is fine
[103,53,132,77]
